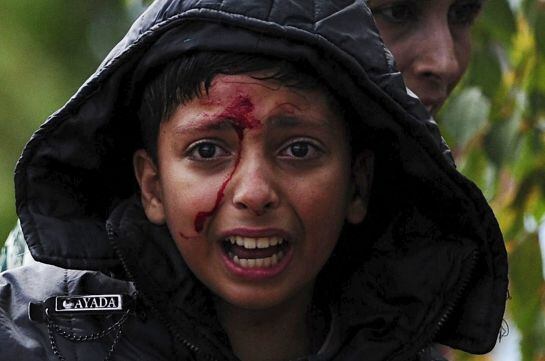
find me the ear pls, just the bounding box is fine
[346,150,374,224]
[133,149,166,225]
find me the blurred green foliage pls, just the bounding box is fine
[439,0,545,360]
[0,0,147,242]
[0,0,544,360]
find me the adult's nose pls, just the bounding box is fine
[413,18,462,87]
[230,154,280,216]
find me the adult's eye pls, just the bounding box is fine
[187,141,229,160]
[371,1,419,24]
[449,1,483,25]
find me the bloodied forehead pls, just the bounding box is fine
[169,75,344,135]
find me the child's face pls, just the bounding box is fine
[135,74,370,310]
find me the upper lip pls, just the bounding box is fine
[217,228,292,241]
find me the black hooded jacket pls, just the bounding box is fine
[0,0,507,360]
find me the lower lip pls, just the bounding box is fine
[220,245,293,280]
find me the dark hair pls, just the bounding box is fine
[137,51,339,161]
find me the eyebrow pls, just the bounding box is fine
[268,115,335,131]
[172,114,336,134]
[173,117,235,134]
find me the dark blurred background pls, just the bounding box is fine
[1,1,544,360]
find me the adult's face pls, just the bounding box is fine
[369,0,484,114]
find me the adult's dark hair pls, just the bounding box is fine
[137,51,338,162]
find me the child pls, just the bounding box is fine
[0,1,507,360]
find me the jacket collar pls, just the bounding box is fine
[108,196,483,361]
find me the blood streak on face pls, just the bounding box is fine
[192,94,261,233]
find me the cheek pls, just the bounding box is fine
[372,21,413,71]
[453,31,472,80]
[383,39,414,76]
[160,167,226,237]
[290,166,352,250]
[299,185,350,235]
[173,237,216,286]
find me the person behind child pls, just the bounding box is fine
[0,1,506,360]
[368,0,484,115]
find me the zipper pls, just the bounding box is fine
[106,220,221,361]
[428,249,479,342]
[395,248,479,361]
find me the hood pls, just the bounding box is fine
[15,0,507,356]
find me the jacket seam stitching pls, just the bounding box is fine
[265,0,275,22]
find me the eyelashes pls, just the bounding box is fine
[278,139,324,160]
[186,141,230,161]
[371,1,419,24]
[370,0,483,27]
[185,138,324,162]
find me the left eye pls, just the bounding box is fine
[187,141,229,160]
[449,1,483,25]
[279,141,321,159]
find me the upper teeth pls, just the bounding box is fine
[227,236,283,249]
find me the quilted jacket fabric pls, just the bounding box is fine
[1,0,507,360]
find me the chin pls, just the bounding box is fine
[215,280,312,312]
[219,287,290,310]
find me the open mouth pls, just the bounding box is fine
[222,236,290,269]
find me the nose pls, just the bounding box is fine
[230,154,280,215]
[413,19,461,86]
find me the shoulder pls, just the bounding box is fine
[1,261,71,328]
[1,260,134,297]
[0,262,134,360]
[0,262,71,359]
[1,260,133,305]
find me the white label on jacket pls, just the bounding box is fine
[54,295,122,312]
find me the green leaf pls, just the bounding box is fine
[484,118,518,167]
[527,58,545,114]
[512,169,545,216]
[511,131,545,181]
[440,87,490,149]
[521,0,537,17]
[531,194,545,222]
[535,9,545,58]
[458,148,498,201]
[484,90,526,166]
[479,0,517,46]
[466,45,503,99]
[509,233,544,361]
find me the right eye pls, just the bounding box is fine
[187,141,230,160]
[371,1,419,24]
